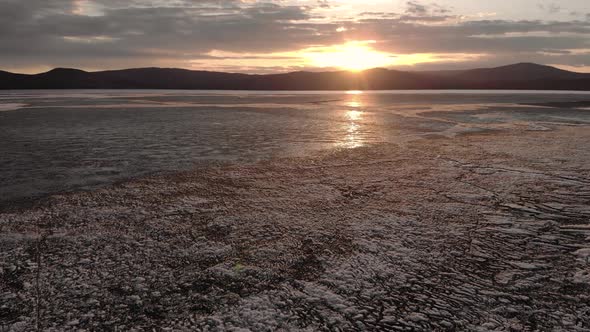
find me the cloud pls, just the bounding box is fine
[405,1,450,16]
[405,1,429,16]
[538,3,561,14]
[0,0,589,73]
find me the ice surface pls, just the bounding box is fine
[2,122,590,330]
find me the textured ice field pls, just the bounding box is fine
[1,126,590,330]
[1,90,590,330]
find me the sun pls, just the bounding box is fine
[303,41,394,71]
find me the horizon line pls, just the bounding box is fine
[3,62,589,76]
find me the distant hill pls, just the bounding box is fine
[422,63,587,81]
[1,63,589,90]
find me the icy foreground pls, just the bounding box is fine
[1,127,590,331]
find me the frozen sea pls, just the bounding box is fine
[1,89,590,204]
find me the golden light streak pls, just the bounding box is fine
[191,45,485,73]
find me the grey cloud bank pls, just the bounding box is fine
[0,0,589,73]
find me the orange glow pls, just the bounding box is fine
[303,41,393,71]
[191,47,485,74]
[346,90,363,95]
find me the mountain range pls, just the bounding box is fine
[1,63,589,91]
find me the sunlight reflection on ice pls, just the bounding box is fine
[347,110,362,121]
[338,92,366,148]
[347,101,362,108]
[342,114,363,148]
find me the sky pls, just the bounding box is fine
[0,0,589,74]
